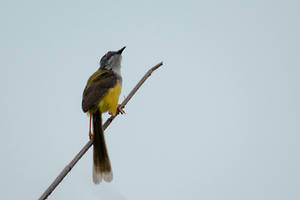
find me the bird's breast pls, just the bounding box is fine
[98,81,122,115]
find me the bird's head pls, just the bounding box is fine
[99,46,126,72]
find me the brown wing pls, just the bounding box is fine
[82,71,118,112]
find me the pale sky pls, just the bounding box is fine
[0,0,299,199]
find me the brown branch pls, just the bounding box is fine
[39,61,163,200]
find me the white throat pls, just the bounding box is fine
[111,55,122,75]
[112,64,121,75]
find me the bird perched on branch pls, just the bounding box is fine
[82,47,126,184]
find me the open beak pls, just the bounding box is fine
[117,46,126,54]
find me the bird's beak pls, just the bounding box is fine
[117,46,126,54]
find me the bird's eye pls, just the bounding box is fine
[106,52,111,56]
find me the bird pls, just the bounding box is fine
[82,46,126,184]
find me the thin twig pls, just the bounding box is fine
[39,61,163,200]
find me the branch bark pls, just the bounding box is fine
[39,61,163,200]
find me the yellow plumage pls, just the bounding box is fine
[98,82,122,115]
[85,70,122,116]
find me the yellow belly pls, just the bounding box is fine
[98,82,122,115]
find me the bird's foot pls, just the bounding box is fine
[117,104,125,114]
[108,104,125,116]
[89,131,93,140]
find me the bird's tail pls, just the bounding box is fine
[92,110,113,184]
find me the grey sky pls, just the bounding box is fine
[0,0,299,199]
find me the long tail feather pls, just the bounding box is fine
[92,110,113,184]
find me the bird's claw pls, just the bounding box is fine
[117,104,125,114]
[89,132,93,140]
[108,104,126,116]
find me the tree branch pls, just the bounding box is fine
[39,61,163,200]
